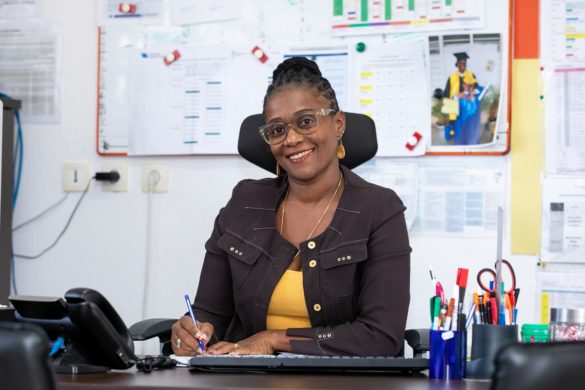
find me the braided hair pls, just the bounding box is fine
[263,57,339,114]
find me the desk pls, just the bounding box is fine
[58,367,491,390]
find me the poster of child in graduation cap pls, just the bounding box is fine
[428,34,503,147]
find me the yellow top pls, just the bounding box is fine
[447,70,478,120]
[266,269,311,330]
[448,69,477,98]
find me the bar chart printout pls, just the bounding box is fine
[331,0,485,36]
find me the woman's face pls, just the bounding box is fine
[264,86,345,183]
[457,59,467,73]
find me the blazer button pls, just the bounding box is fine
[309,260,317,268]
[308,241,316,249]
[313,303,321,312]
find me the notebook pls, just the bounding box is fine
[185,354,429,374]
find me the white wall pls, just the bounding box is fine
[11,1,538,354]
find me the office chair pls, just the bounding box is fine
[239,112,429,358]
[0,322,57,390]
[491,341,585,390]
[238,112,378,174]
[130,112,429,357]
[131,112,379,354]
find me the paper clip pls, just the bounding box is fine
[252,46,269,63]
[163,50,181,66]
[405,131,422,150]
[118,3,137,14]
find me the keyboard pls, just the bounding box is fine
[188,354,429,374]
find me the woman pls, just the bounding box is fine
[171,57,410,357]
[442,52,482,144]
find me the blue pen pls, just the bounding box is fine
[184,294,206,352]
[49,336,64,357]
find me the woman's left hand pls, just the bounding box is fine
[206,330,281,355]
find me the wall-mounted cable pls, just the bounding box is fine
[142,170,161,322]
[12,193,70,232]
[1,91,24,295]
[13,178,93,260]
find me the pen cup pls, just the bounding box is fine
[466,324,518,379]
[429,330,467,380]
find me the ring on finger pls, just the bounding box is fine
[233,343,239,351]
[176,338,182,349]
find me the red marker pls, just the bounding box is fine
[456,268,469,289]
[455,267,469,330]
[490,298,498,325]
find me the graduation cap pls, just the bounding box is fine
[453,52,469,61]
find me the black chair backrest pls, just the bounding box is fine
[492,341,585,390]
[0,322,57,390]
[238,112,377,174]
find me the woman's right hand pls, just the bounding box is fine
[171,315,214,356]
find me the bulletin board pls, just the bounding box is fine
[539,0,585,262]
[96,0,512,157]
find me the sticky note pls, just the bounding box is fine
[540,292,550,324]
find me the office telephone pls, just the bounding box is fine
[10,287,136,373]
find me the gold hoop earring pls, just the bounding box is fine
[337,137,346,160]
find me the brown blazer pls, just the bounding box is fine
[193,165,411,356]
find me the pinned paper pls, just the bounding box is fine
[251,46,268,63]
[163,50,181,66]
[355,42,366,53]
[405,131,422,151]
[118,3,136,13]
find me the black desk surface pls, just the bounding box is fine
[57,367,491,390]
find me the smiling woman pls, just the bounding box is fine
[171,57,412,357]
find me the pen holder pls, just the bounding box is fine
[466,324,518,379]
[429,330,467,380]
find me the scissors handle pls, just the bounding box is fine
[501,260,516,291]
[477,268,496,293]
[477,259,517,294]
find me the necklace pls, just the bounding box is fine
[279,174,343,243]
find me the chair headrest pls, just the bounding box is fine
[0,322,57,390]
[492,341,585,390]
[238,112,377,174]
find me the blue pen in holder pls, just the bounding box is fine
[429,330,467,380]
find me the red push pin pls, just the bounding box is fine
[252,46,268,63]
[405,131,422,151]
[118,3,137,13]
[163,50,181,66]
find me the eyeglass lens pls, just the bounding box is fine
[264,112,320,144]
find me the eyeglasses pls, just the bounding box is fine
[258,108,337,145]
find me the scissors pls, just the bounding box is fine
[476,259,516,295]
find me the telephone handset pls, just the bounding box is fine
[10,287,137,373]
[63,287,136,369]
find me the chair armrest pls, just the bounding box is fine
[0,307,15,322]
[129,318,176,342]
[405,328,430,358]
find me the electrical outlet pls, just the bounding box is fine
[141,164,169,193]
[101,161,129,192]
[63,162,92,192]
